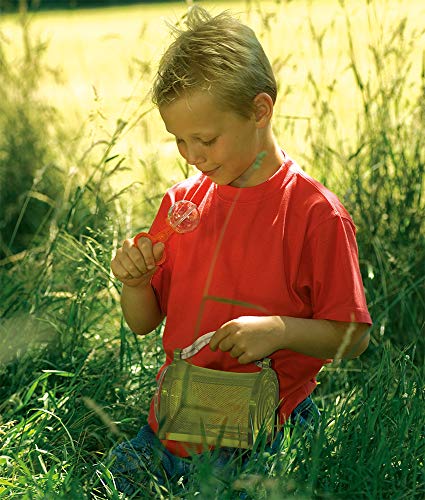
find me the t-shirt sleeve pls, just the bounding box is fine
[299,215,372,325]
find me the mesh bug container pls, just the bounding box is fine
[155,349,279,449]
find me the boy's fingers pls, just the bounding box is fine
[126,246,148,275]
[153,242,165,263]
[209,327,231,351]
[229,345,244,358]
[237,353,251,365]
[134,235,153,252]
[111,259,128,280]
[113,249,139,277]
[135,236,156,270]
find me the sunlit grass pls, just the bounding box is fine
[1,0,424,188]
[0,1,424,498]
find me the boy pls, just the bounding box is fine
[110,5,371,494]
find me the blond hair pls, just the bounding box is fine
[152,6,277,118]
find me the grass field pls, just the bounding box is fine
[0,0,424,498]
[2,0,425,187]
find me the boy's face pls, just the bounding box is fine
[159,91,271,187]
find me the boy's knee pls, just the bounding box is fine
[290,396,321,433]
[108,424,189,493]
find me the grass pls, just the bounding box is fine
[0,0,424,498]
[1,0,425,188]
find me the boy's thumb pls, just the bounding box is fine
[153,242,165,261]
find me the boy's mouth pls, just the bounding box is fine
[201,166,220,176]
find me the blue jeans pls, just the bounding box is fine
[109,396,320,496]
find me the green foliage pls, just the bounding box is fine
[305,7,425,355]
[0,15,133,262]
[0,16,66,259]
[0,0,167,14]
[0,1,424,498]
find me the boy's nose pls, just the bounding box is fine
[184,145,206,166]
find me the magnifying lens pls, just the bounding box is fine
[134,200,200,265]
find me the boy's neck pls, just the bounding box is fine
[231,135,285,188]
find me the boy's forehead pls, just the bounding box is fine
[159,92,225,134]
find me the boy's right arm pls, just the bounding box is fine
[111,237,165,336]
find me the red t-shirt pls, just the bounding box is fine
[147,157,372,457]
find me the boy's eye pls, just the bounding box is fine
[175,137,217,147]
[201,137,217,147]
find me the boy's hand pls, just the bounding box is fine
[209,316,284,364]
[111,237,165,288]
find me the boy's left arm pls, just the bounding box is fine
[209,315,370,364]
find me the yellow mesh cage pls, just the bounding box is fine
[156,349,279,449]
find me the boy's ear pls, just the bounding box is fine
[253,93,274,128]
